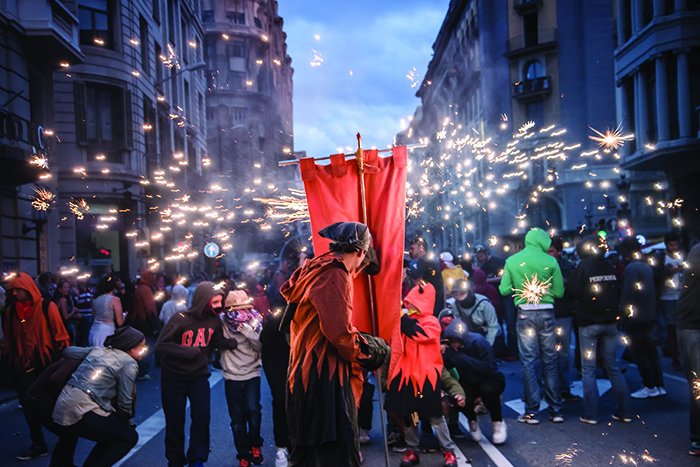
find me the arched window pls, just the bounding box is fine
[525,60,544,80]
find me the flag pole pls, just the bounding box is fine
[356,133,391,467]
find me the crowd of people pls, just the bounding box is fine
[0,224,698,467]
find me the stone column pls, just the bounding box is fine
[632,0,644,33]
[617,78,631,155]
[617,0,628,44]
[675,0,687,11]
[654,0,665,16]
[635,68,648,147]
[655,54,670,141]
[677,49,691,138]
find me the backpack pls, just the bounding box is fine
[24,356,84,416]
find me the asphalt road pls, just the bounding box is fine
[0,354,693,467]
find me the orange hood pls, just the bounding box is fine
[8,272,42,305]
[404,281,435,315]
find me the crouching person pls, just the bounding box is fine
[387,282,459,467]
[442,320,507,445]
[51,326,148,466]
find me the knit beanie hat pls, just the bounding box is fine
[104,326,145,352]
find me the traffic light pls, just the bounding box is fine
[597,219,607,239]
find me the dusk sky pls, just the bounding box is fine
[275,1,450,158]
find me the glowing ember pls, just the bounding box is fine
[513,273,552,305]
[30,155,50,169]
[254,189,309,224]
[69,198,90,220]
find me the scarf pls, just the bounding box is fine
[224,308,262,334]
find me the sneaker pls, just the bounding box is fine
[136,373,154,381]
[392,434,407,453]
[550,413,564,423]
[631,387,660,399]
[690,441,700,457]
[400,450,420,467]
[443,451,457,467]
[579,416,598,425]
[655,386,667,396]
[17,444,48,461]
[275,447,289,467]
[474,400,488,415]
[671,359,683,371]
[240,460,250,467]
[612,414,633,423]
[468,420,482,442]
[561,391,582,402]
[492,421,507,444]
[359,429,370,444]
[517,413,540,425]
[251,446,263,465]
[448,423,465,439]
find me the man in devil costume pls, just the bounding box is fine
[280,222,389,467]
[386,281,458,467]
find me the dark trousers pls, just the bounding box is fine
[460,375,506,422]
[501,295,518,356]
[161,371,211,467]
[14,369,46,448]
[262,350,290,448]
[56,412,138,467]
[224,377,263,460]
[289,441,361,467]
[358,380,374,431]
[27,408,78,467]
[626,321,664,389]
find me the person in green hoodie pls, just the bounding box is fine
[499,227,565,424]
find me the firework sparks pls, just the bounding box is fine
[555,446,581,465]
[310,48,323,67]
[69,198,90,220]
[692,372,700,400]
[30,187,55,211]
[30,155,49,169]
[254,190,309,224]
[513,273,552,305]
[588,124,634,150]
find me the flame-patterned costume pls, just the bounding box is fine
[280,253,369,466]
[386,282,444,420]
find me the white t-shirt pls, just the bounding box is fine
[660,252,684,301]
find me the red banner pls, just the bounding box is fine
[300,146,407,342]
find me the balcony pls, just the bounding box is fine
[514,0,544,14]
[505,28,557,58]
[17,0,83,65]
[512,76,551,99]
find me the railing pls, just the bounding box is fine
[507,28,557,52]
[513,76,551,97]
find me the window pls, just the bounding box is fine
[181,19,189,64]
[525,60,544,80]
[523,12,538,48]
[152,0,160,22]
[526,100,544,126]
[202,10,214,22]
[171,67,178,106]
[78,0,113,49]
[205,39,216,63]
[254,17,262,28]
[227,12,245,24]
[143,96,156,156]
[140,16,150,75]
[155,42,163,84]
[74,82,132,161]
[228,42,245,58]
[198,94,204,127]
[184,80,190,118]
[158,110,171,156]
[167,0,175,44]
[229,72,246,90]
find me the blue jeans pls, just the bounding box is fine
[516,309,562,416]
[678,329,700,443]
[578,324,631,421]
[225,377,263,460]
[555,317,573,392]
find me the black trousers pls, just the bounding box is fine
[56,412,138,467]
[161,371,211,467]
[460,374,506,422]
[289,441,361,467]
[262,349,290,449]
[358,380,374,431]
[26,408,78,467]
[626,321,664,389]
[14,368,46,448]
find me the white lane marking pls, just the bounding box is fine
[459,413,514,467]
[503,379,611,415]
[114,372,224,467]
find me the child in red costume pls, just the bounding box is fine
[386,282,457,467]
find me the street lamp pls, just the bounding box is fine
[153,61,206,88]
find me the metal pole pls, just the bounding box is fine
[356,133,391,467]
[278,142,427,167]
